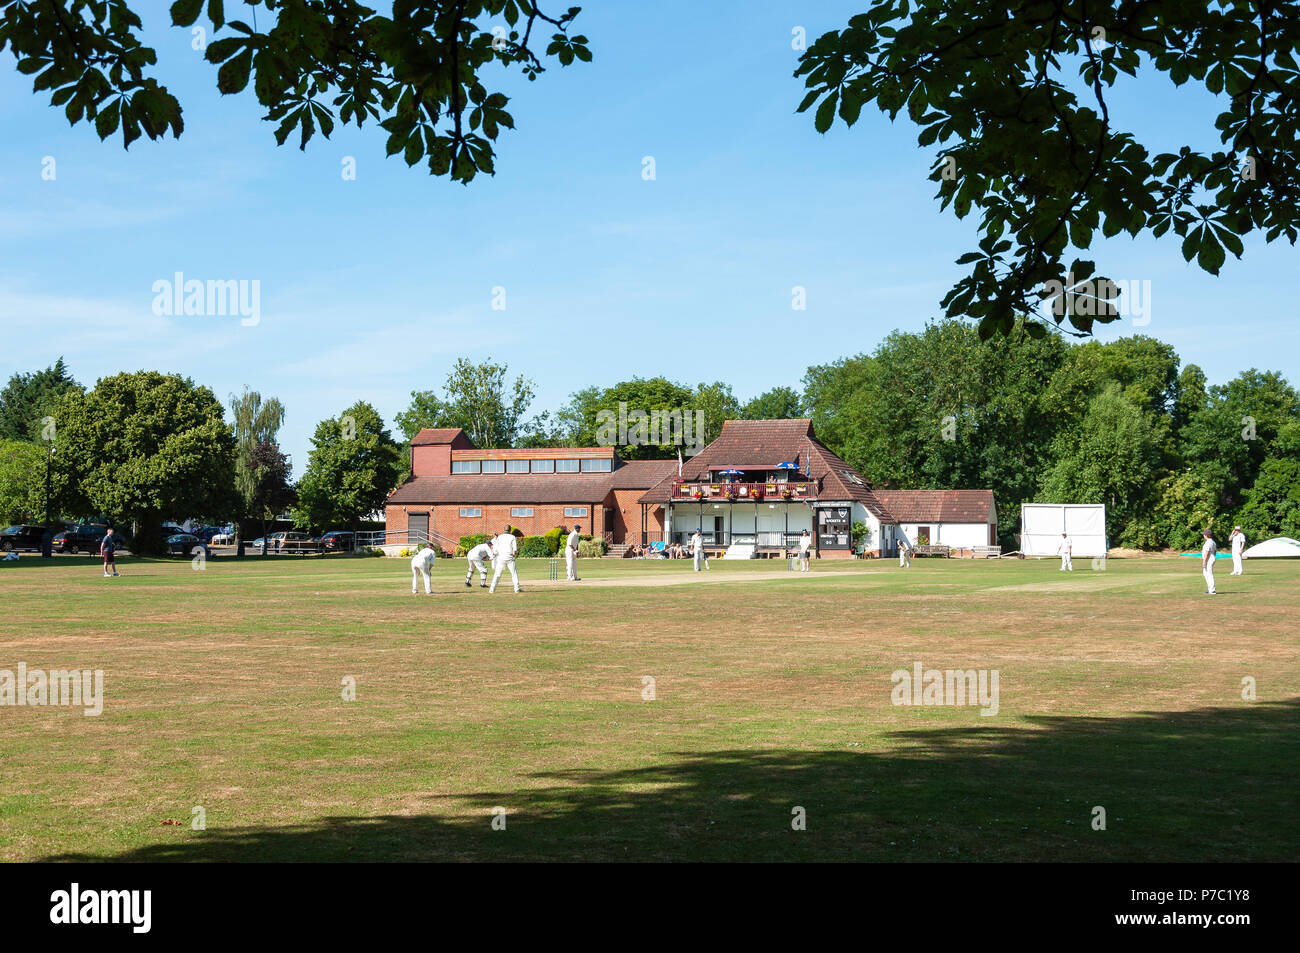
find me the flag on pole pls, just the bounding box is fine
[677,447,683,476]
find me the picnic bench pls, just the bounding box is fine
[914,544,951,557]
[972,545,1002,559]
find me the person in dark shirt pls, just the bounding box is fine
[101,528,119,577]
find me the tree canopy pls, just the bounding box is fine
[2,0,589,183]
[54,370,237,550]
[294,401,401,531]
[797,0,1300,338]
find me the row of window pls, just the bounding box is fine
[451,458,613,474]
[457,506,589,518]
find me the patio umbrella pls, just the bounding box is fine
[718,468,744,478]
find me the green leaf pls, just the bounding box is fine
[170,0,204,27]
[95,100,121,139]
[217,49,253,94]
[814,90,838,134]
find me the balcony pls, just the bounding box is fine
[670,480,815,502]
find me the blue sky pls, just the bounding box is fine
[2,1,1296,474]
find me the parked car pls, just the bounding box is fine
[267,531,316,553]
[210,530,234,545]
[248,536,267,551]
[52,524,108,554]
[165,533,210,557]
[318,530,355,553]
[191,525,223,543]
[0,524,52,552]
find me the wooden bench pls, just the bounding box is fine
[972,545,1002,559]
[914,544,951,557]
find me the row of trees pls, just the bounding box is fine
[3,325,1296,552]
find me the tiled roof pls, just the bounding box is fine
[637,419,896,521]
[872,489,996,523]
[608,459,679,489]
[411,428,472,447]
[387,475,617,505]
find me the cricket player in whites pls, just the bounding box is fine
[691,529,704,572]
[410,542,437,595]
[1201,529,1218,594]
[565,524,582,581]
[798,528,812,572]
[489,527,521,593]
[1058,532,1073,571]
[1229,525,1247,575]
[465,538,495,588]
[897,532,912,568]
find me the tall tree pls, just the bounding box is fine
[246,440,296,551]
[294,402,401,532]
[740,386,805,421]
[3,1,590,184]
[229,388,285,540]
[0,358,81,442]
[1038,383,1163,536]
[797,1,1300,338]
[55,371,237,553]
[0,439,52,524]
[440,358,536,448]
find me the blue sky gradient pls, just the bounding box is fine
[2,1,1296,473]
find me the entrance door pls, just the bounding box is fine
[409,513,429,545]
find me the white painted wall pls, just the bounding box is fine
[896,521,992,550]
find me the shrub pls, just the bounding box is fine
[399,547,413,558]
[518,535,551,558]
[578,538,606,558]
[543,526,564,555]
[459,533,491,552]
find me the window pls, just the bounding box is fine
[506,459,529,473]
[556,459,580,472]
[459,507,482,517]
[511,507,534,517]
[481,459,505,473]
[452,460,480,474]
[564,507,588,518]
[581,458,612,472]
[531,459,554,473]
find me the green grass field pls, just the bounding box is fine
[1,551,1296,862]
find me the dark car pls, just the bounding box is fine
[318,531,355,553]
[165,533,210,557]
[193,525,226,543]
[52,524,108,554]
[0,524,51,552]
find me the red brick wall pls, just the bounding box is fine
[387,500,612,546]
[609,489,664,543]
[412,443,452,477]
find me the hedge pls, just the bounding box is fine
[518,535,551,558]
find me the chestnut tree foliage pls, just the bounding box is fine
[796,0,1300,338]
[2,0,590,183]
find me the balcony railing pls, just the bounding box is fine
[639,531,813,550]
[671,480,814,502]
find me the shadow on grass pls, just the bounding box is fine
[44,700,1299,862]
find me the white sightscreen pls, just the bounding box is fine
[1020,503,1108,557]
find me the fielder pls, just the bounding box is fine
[691,529,704,572]
[1229,525,1246,575]
[465,538,495,587]
[410,542,437,595]
[565,524,582,581]
[798,529,812,572]
[1058,532,1073,572]
[489,527,521,593]
[1201,529,1217,595]
[897,533,912,568]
